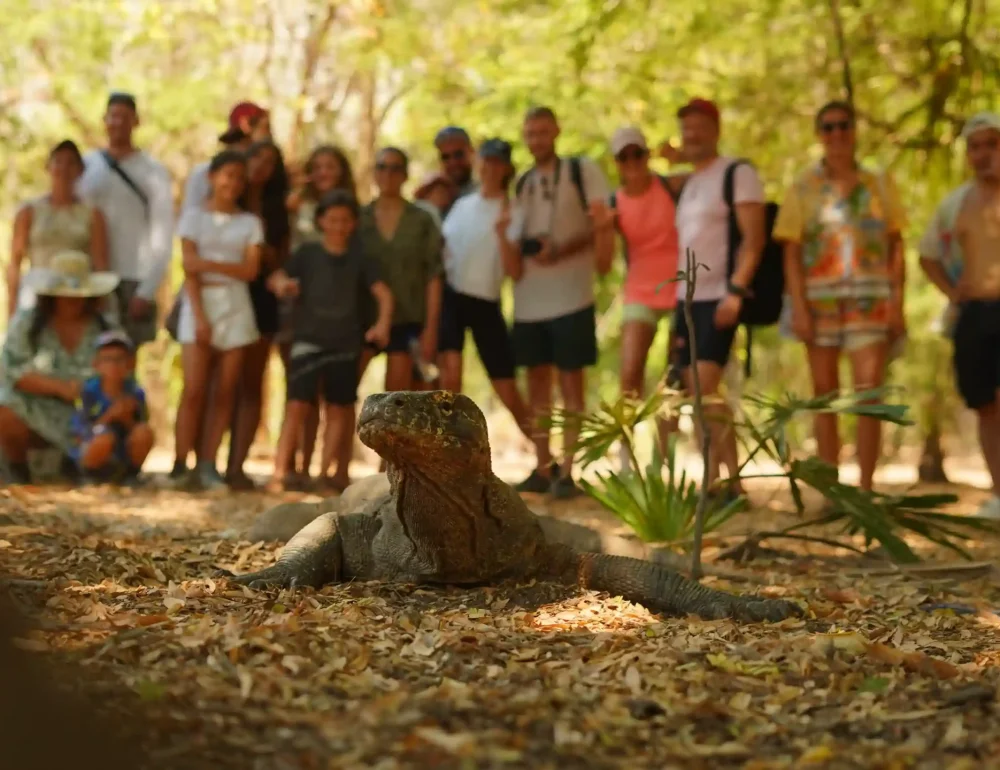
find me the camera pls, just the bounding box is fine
[520,237,544,257]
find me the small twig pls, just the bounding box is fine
[745,531,872,557]
[683,247,711,581]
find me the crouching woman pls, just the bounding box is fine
[0,250,118,484]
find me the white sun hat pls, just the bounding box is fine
[32,250,120,298]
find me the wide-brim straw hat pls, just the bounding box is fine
[33,250,120,298]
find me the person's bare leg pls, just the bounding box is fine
[439,351,463,393]
[849,341,889,492]
[203,348,247,468]
[193,356,218,464]
[79,432,116,471]
[491,378,533,443]
[682,362,729,490]
[557,368,586,479]
[977,397,1000,497]
[299,401,320,479]
[226,336,272,486]
[125,424,155,470]
[0,406,33,464]
[269,400,309,492]
[807,345,842,477]
[619,319,657,470]
[335,350,375,481]
[525,365,554,475]
[175,343,214,469]
[321,403,354,489]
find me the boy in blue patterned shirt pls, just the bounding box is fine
[69,330,155,484]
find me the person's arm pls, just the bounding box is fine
[553,159,612,262]
[420,217,444,356]
[88,207,109,272]
[882,171,908,303]
[916,201,960,302]
[771,181,811,339]
[590,197,616,276]
[497,201,524,281]
[136,163,175,301]
[7,206,32,320]
[180,238,207,319]
[1,313,81,401]
[191,217,263,282]
[369,281,394,333]
[728,164,767,292]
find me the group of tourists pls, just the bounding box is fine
[1,90,998,520]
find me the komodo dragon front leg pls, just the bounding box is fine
[541,545,803,622]
[217,511,381,589]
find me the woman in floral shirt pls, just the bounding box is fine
[0,250,118,484]
[773,100,907,492]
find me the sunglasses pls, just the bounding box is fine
[820,120,852,134]
[375,162,406,173]
[439,150,466,162]
[615,147,649,163]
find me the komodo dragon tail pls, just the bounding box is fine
[544,546,803,622]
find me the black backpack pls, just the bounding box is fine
[514,156,588,211]
[609,175,683,265]
[722,159,785,375]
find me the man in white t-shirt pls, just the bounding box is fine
[500,106,611,499]
[76,92,173,348]
[670,98,767,502]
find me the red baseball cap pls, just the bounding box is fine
[219,101,268,144]
[677,98,720,124]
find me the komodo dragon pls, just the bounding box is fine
[218,391,802,622]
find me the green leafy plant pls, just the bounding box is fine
[578,433,745,544]
[550,384,996,563]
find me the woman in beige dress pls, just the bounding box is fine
[7,140,109,319]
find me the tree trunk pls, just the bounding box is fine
[917,425,949,484]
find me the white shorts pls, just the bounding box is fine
[177,283,260,351]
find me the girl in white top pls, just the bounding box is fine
[437,138,532,445]
[173,150,263,489]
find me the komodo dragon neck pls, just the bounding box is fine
[385,456,496,577]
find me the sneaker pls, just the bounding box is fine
[6,461,31,485]
[550,475,582,500]
[515,462,559,494]
[196,462,228,491]
[973,496,1000,520]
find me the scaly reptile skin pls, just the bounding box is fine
[219,391,802,622]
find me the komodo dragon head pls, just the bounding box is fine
[357,390,492,476]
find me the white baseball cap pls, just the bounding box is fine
[961,112,1000,140]
[610,126,648,156]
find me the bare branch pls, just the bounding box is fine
[826,0,855,106]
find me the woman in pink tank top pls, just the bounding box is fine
[597,127,687,399]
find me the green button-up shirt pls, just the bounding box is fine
[358,200,443,326]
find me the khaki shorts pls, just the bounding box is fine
[177,284,260,351]
[622,303,673,327]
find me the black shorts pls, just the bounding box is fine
[438,285,516,380]
[249,274,280,336]
[286,350,359,406]
[670,300,738,368]
[953,300,1000,410]
[511,304,597,372]
[365,322,423,355]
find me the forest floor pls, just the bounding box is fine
[2,460,1000,770]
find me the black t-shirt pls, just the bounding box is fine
[284,241,381,353]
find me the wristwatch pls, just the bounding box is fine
[727,282,751,299]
